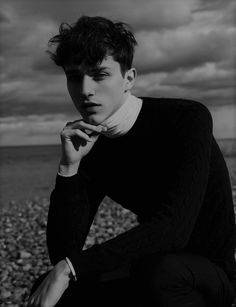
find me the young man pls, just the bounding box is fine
[27,16,236,306]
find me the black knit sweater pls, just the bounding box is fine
[47,97,236,282]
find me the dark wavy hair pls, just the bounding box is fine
[47,16,137,76]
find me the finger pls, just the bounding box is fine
[62,128,93,142]
[69,120,107,133]
[65,121,74,127]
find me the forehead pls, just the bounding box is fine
[64,56,120,73]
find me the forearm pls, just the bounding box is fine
[46,167,106,269]
[46,173,90,265]
[27,260,71,306]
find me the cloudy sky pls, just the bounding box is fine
[0,0,235,146]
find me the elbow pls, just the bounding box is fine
[170,222,193,251]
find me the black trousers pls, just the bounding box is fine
[30,252,236,307]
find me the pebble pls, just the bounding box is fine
[2,291,11,299]
[23,264,32,271]
[0,184,235,307]
[0,196,138,307]
[19,251,31,259]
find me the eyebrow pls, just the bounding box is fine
[65,66,111,75]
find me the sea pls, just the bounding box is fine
[0,144,61,208]
[0,142,235,208]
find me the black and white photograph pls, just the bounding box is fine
[0,0,236,306]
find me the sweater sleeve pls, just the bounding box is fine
[67,103,213,279]
[46,168,106,271]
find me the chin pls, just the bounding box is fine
[83,113,105,126]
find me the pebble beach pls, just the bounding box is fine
[0,144,235,306]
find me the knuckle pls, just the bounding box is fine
[60,130,66,137]
[65,121,73,126]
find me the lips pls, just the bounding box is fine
[82,102,100,109]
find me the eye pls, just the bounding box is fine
[93,72,109,81]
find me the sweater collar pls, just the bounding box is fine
[101,92,143,138]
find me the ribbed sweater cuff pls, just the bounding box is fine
[68,250,131,283]
[68,246,101,281]
[55,173,80,195]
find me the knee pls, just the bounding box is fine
[151,254,193,290]
[133,253,194,291]
[130,253,195,305]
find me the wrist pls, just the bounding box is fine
[58,259,71,275]
[54,260,71,284]
[58,162,80,176]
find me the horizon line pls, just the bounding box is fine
[0,137,236,148]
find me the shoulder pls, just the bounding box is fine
[140,96,210,112]
[178,98,213,132]
[140,96,213,129]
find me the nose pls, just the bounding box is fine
[81,75,95,96]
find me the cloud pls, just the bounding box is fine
[32,52,62,75]
[96,0,197,31]
[0,0,235,146]
[134,63,236,107]
[0,72,79,117]
[196,0,234,11]
[162,63,236,91]
[1,0,198,30]
[0,113,79,146]
[134,28,232,74]
[0,10,10,24]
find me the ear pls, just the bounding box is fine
[124,68,137,92]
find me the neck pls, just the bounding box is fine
[101,91,143,138]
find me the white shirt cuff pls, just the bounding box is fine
[65,257,77,281]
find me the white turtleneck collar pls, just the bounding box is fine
[101,92,143,138]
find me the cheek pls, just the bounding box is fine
[102,78,125,97]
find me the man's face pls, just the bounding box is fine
[64,56,131,125]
